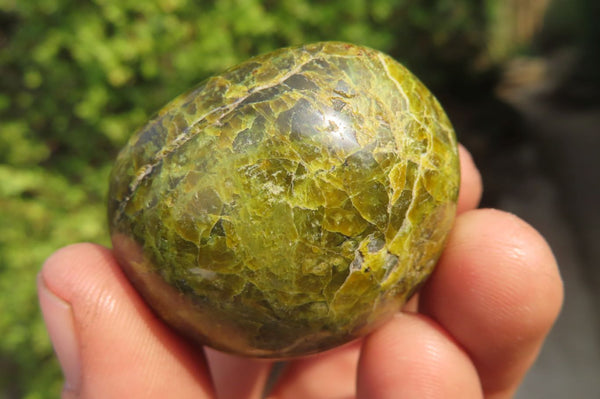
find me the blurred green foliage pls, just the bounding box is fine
[0,0,517,397]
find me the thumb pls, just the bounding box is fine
[38,243,215,399]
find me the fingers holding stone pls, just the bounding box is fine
[419,209,563,397]
[205,348,274,399]
[39,243,215,399]
[357,313,483,399]
[267,341,361,399]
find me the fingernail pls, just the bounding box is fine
[37,274,81,393]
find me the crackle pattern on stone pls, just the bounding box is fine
[108,42,460,358]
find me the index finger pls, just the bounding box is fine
[419,209,564,397]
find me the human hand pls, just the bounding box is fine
[38,145,563,398]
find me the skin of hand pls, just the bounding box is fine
[38,144,563,399]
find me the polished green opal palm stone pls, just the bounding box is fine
[108,42,460,358]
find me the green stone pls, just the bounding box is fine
[108,42,460,358]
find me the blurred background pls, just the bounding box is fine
[1,0,598,397]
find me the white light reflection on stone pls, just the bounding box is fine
[323,109,359,151]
